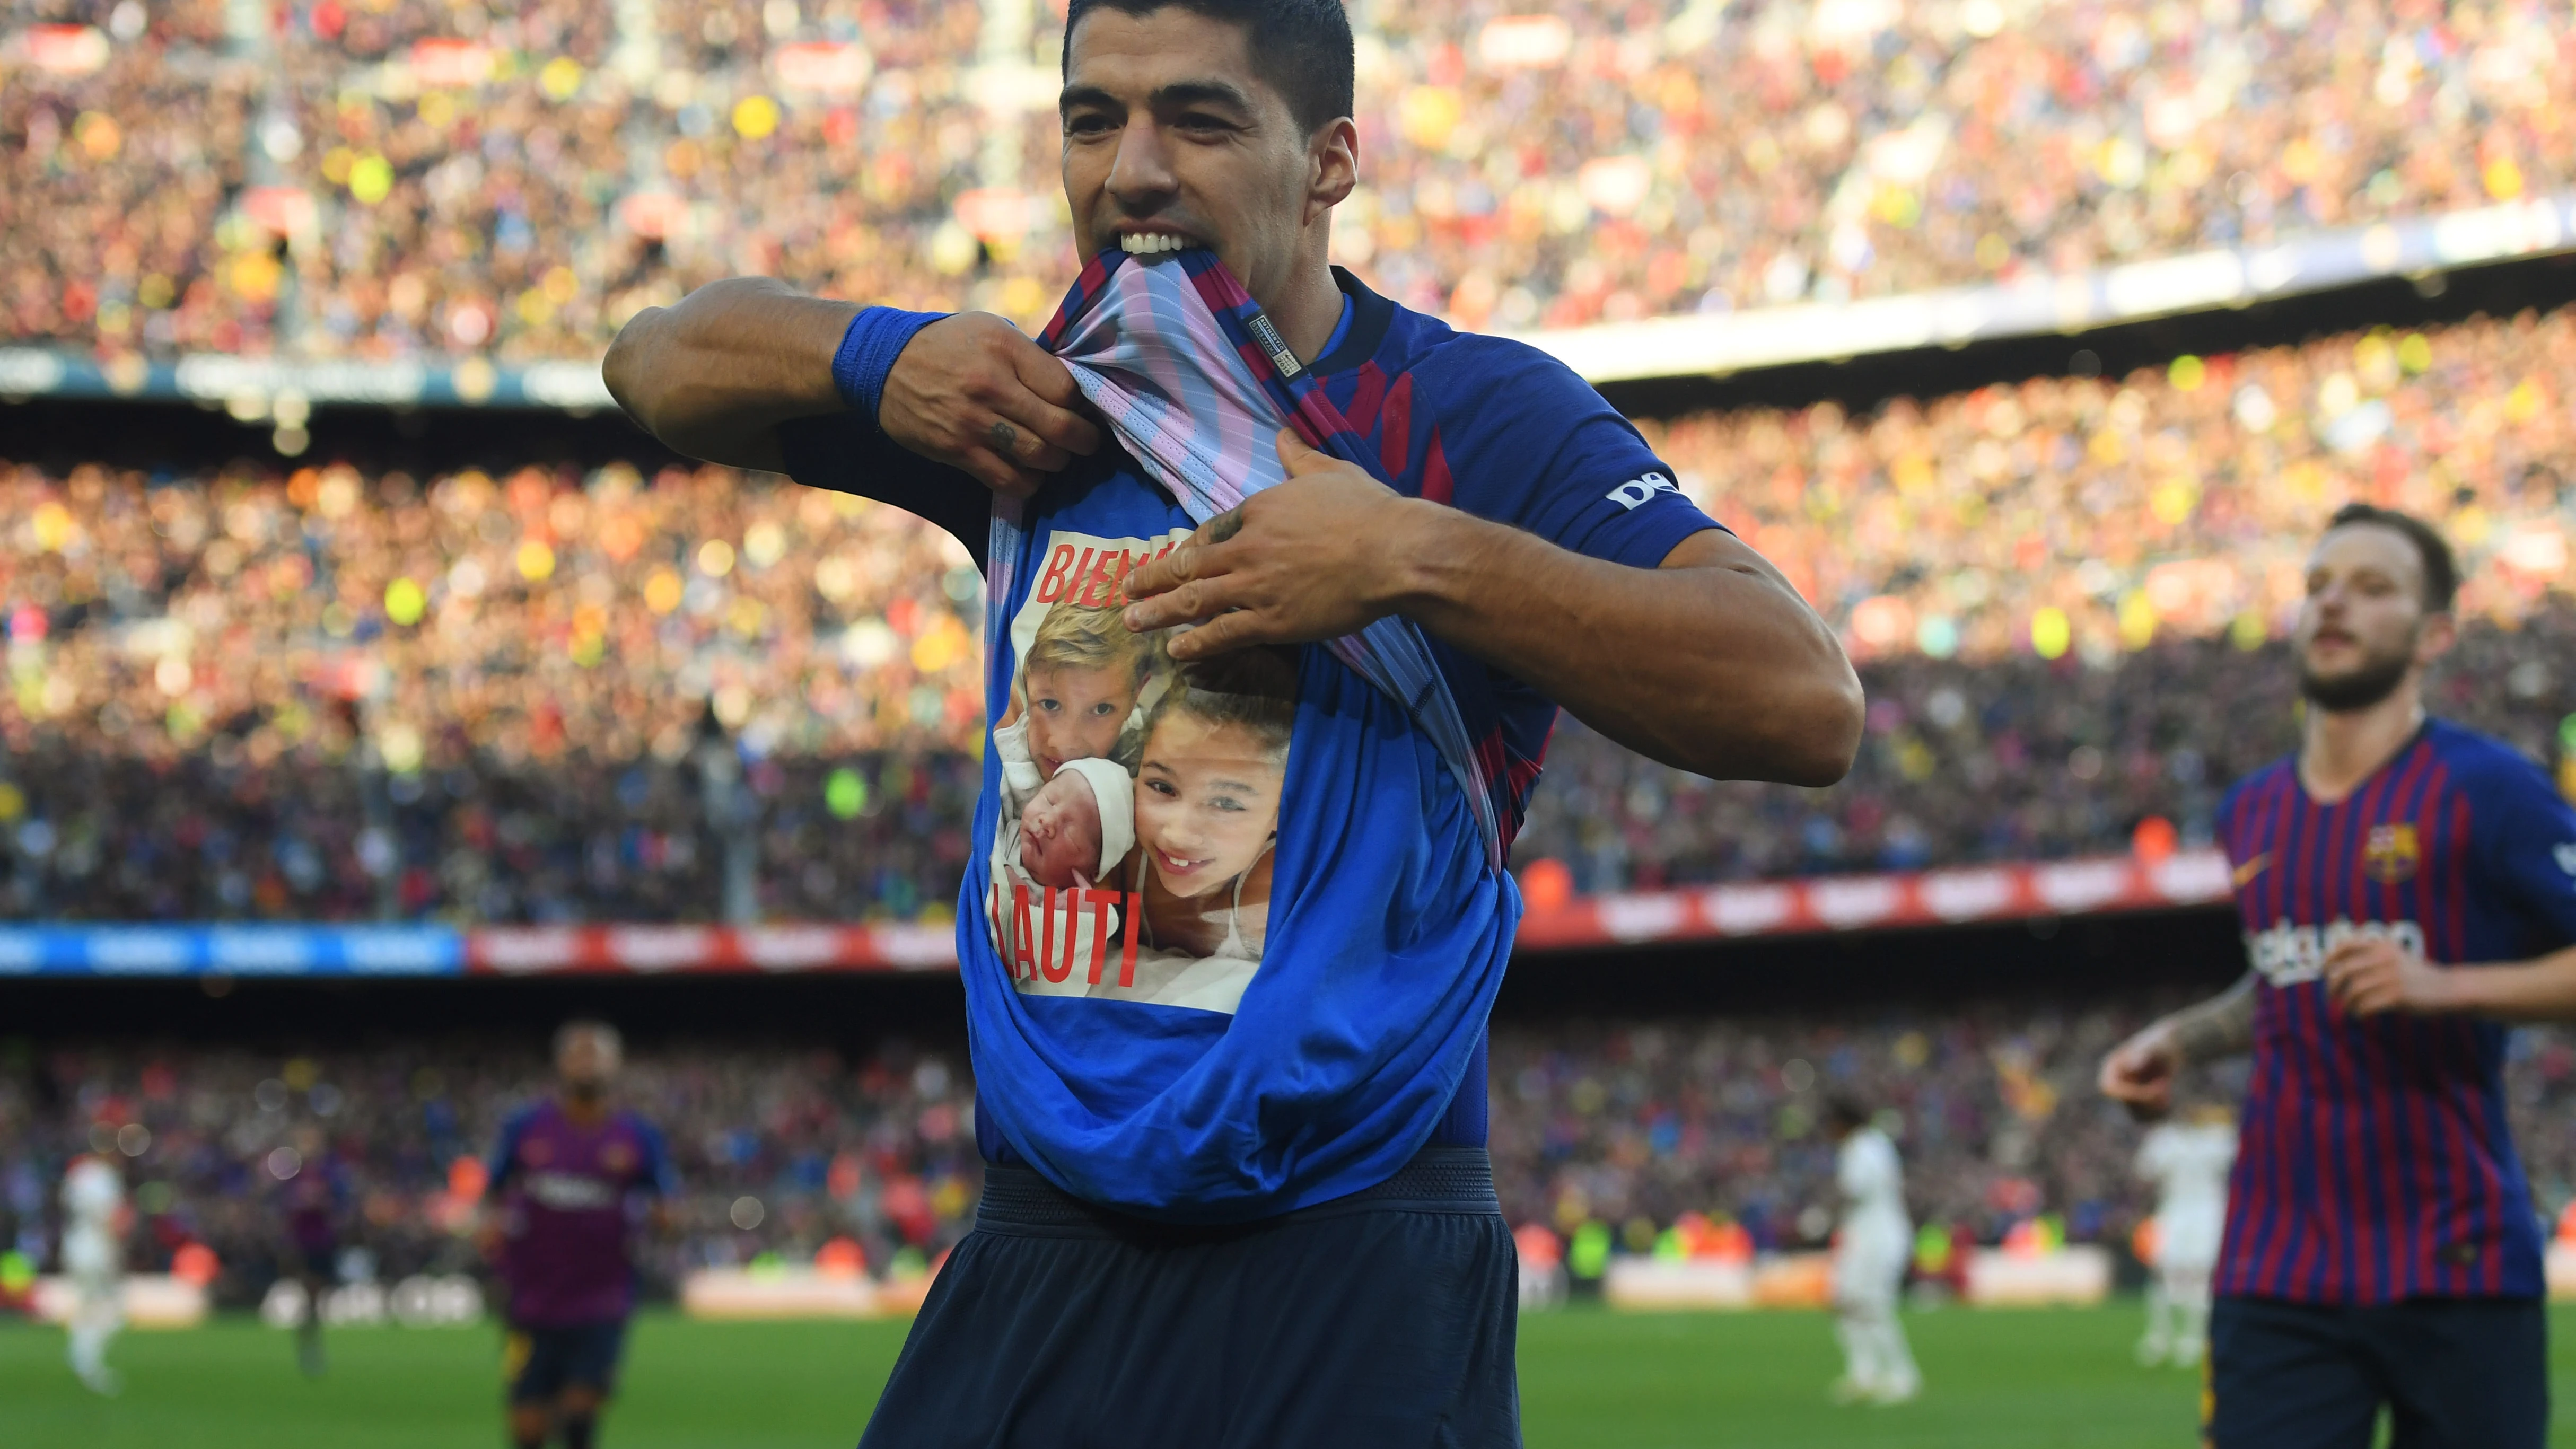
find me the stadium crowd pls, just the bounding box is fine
[5,309,2575,913]
[8,0,2576,354]
[16,1008,2576,1302]
[1,1034,985,1303]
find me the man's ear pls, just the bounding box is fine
[2417,610,2458,664]
[1306,117,1359,226]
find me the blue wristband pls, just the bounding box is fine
[830,306,947,423]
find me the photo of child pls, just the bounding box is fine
[995,600,1158,793]
[1015,758,1135,891]
[1125,649,1298,962]
[985,528,1297,1015]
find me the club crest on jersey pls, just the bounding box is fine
[2555,843,2576,878]
[2363,823,2420,883]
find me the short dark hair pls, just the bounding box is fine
[2324,503,2459,613]
[1825,1095,1871,1132]
[1063,0,1355,135]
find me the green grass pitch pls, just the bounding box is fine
[13,1303,2576,1447]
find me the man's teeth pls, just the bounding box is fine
[1119,234,1189,255]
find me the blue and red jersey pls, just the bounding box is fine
[780,266,1718,1216]
[2214,719,2576,1303]
[486,1100,677,1326]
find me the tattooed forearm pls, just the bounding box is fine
[2167,971,2257,1062]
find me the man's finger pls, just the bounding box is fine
[1276,427,1330,475]
[1126,577,1232,631]
[958,447,1043,500]
[1166,611,1262,660]
[998,391,1103,460]
[1125,541,1216,601]
[1010,351,1105,455]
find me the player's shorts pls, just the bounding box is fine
[2207,1295,2546,1449]
[502,1318,629,1404]
[294,1243,338,1280]
[857,1146,1519,1449]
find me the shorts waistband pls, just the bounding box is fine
[971,1146,1500,1242]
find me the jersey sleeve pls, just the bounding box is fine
[2469,751,2576,949]
[484,1108,533,1196]
[774,412,992,573]
[1420,338,1723,569]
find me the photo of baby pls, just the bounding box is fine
[985,529,1299,1015]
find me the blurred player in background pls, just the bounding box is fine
[1826,1096,1920,1406]
[2102,504,2576,1448]
[483,1022,678,1449]
[275,1123,352,1377]
[59,1153,125,1396]
[2133,1104,2235,1368]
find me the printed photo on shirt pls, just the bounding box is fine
[986,528,1296,1015]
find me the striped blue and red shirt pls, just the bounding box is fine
[2213,719,2576,1303]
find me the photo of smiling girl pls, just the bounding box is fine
[1125,648,1298,963]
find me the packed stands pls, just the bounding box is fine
[6,305,2575,913]
[16,1010,2576,1301]
[8,0,2576,356]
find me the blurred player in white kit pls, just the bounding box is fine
[2135,1105,2237,1368]
[1827,1096,1921,1404]
[60,1154,126,1395]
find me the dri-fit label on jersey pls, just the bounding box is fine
[983,525,1293,1016]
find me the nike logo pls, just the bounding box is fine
[2231,853,2271,888]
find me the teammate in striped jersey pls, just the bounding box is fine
[2099,503,2576,1449]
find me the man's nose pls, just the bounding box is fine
[1106,121,1178,208]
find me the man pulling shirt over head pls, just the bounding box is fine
[603,2,1863,1442]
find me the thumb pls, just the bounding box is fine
[1275,427,1332,475]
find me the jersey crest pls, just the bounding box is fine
[2362,821,2420,883]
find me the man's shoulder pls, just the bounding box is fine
[1372,304,1603,409]
[2426,719,2550,797]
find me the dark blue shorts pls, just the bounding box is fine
[2208,1295,2546,1449]
[857,1146,1520,1449]
[503,1318,628,1404]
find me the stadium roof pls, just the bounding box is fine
[1,195,2570,413]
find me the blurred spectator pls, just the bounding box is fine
[12,0,2576,354]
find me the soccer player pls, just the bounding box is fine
[275,1123,351,1376]
[483,1022,677,1449]
[1826,1097,1921,1405]
[2100,504,2576,1449]
[2133,1104,2235,1368]
[59,1153,124,1396]
[603,0,1862,1438]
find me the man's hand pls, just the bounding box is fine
[879,313,1103,498]
[2098,1023,2181,1121]
[2324,937,2457,1017]
[1122,430,1421,660]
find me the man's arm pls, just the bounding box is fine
[2324,939,2576,1021]
[1121,432,1862,785]
[603,280,1101,495]
[2097,972,2257,1120]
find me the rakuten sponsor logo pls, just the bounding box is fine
[2244,917,2426,986]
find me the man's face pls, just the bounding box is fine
[557,1028,619,1094]
[2293,524,2451,713]
[1059,7,1349,311]
[1020,770,1108,889]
